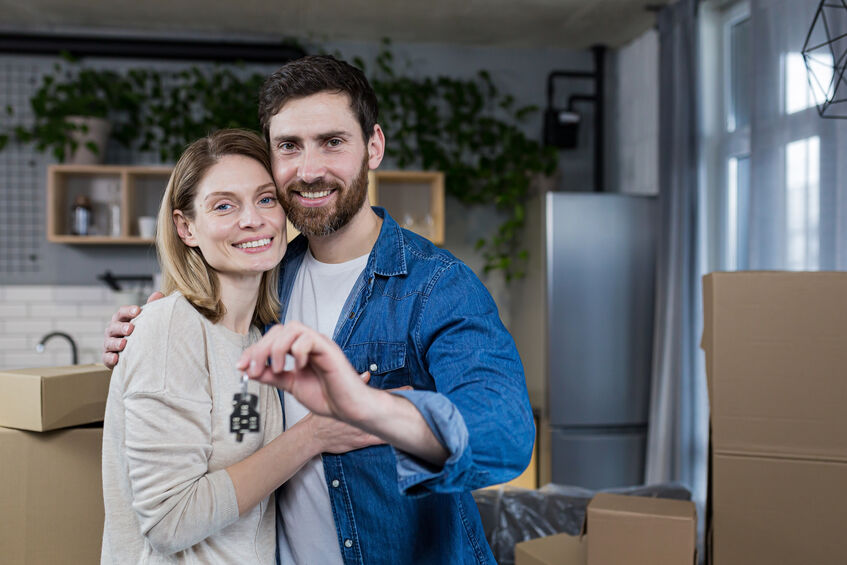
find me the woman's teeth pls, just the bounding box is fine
[300,190,332,199]
[235,238,271,249]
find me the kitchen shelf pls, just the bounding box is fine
[47,165,172,244]
[48,166,446,246]
[368,170,445,245]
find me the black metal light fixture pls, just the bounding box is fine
[802,0,847,118]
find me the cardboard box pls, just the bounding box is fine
[711,453,847,565]
[702,272,847,565]
[702,272,847,461]
[0,425,104,564]
[0,364,111,431]
[515,532,586,565]
[586,493,696,565]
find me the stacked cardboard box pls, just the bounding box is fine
[0,364,109,564]
[515,493,696,565]
[702,272,847,565]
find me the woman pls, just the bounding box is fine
[101,129,377,564]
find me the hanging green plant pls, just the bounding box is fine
[136,66,267,161]
[354,40,557,281]
[8,54,144,162]
[2,43,555,279]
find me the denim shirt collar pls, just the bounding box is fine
[277,206,405,322]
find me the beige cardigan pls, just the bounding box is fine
[101,293,283,564]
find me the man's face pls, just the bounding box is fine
[268,92,377,237]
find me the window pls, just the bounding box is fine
[785,51,833,114]
[785,136,820,270]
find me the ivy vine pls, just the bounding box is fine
[3,42,556,280]
[354,41,557,280]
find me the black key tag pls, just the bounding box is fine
[230,373,260,442]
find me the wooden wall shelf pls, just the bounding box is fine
[48,166,446,246]
[47,165,171,244]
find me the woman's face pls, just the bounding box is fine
[175,154,286,282]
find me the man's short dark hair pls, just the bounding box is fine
[259,55,379,143]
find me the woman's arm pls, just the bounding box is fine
[227,412,381,516]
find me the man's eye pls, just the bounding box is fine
[279,142,296,151]
[327,138,342,147]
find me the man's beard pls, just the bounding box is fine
[281,155,370,238]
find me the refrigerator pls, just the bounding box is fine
[510,192,656,489]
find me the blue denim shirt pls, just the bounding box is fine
[276,208,535,564]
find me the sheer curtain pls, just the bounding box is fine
[745,0,847,271]
[645,0,709,510]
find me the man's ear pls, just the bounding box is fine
[367,124,386,170]
[173,210,199,247]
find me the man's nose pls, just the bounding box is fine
[297,147,328,184]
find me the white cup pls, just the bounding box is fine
[138,216,157,238]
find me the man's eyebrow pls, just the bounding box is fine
[271,130,353,144]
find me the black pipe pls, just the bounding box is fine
[592,45,605,192]
[0,32,305,63]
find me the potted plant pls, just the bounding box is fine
[11,61,143,163]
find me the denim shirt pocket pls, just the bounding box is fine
[344,341,409,389]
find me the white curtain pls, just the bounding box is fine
[746,0,847,271]
[645,0,709,555]
[646,0,708,495]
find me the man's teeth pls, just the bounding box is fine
[300,190,332,199]
[235,238,271,249]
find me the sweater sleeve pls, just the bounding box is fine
[120,298,240,555]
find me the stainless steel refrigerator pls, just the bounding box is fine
[511,192,656,489]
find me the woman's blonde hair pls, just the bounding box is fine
[156,128,281,327]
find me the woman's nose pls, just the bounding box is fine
[239,205,264,228]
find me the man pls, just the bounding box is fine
[104,55,534,564]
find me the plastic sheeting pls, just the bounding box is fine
[473,483,691,565]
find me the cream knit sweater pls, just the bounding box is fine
[101,293,283,564]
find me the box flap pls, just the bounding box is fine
[703,271,847,460]
[515,533,586,565]
[586,494,696,565]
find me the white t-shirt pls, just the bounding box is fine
[277,248,369,565]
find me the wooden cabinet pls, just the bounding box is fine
[48,166,445,245]
[47,165,171,244]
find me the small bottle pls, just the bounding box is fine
[107,183,121,237]
[72,195,92,236]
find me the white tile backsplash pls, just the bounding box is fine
[0,284,114,369]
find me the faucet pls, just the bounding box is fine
[36,332,79,365]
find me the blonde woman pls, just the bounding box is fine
[101,129,378,564]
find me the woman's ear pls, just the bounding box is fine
[173,210,199,247]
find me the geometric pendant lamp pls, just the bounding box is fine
[802,0,847,118]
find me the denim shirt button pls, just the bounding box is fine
[369,363,378,372]
[331,479,340,488]
[344,539,353,548]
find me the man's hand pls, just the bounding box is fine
[237,322,449,466]
[101,291,164,369]
[237,321,375,424]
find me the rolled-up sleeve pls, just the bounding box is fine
[392,262,535,496]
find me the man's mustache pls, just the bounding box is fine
[287,180,343,193]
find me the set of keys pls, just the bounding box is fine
[230,372,260,442]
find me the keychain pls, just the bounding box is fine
[230,373,260,442]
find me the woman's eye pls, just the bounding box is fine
[258,196,277,206]
[214,203,232,212]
